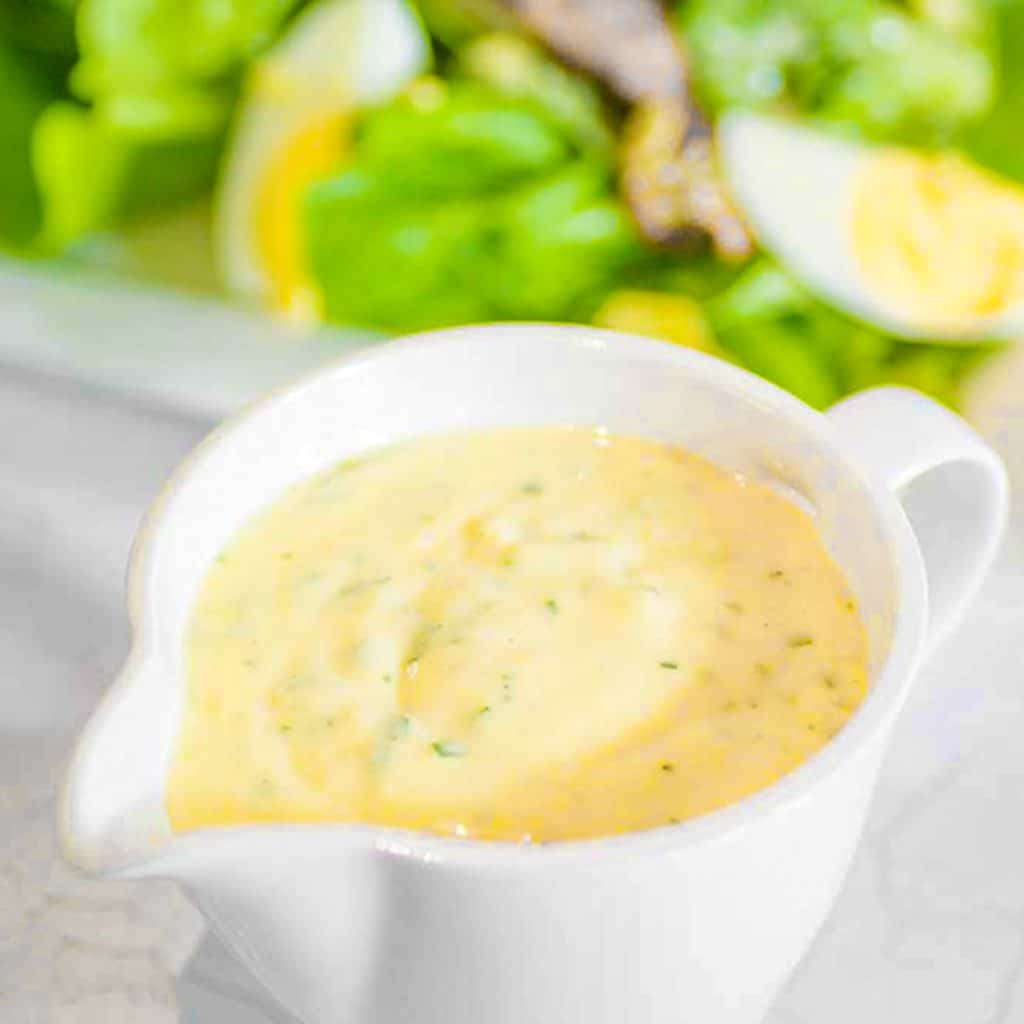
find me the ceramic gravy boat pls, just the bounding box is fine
[61,325,1007,1024]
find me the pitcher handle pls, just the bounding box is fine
[826,387,1008,651]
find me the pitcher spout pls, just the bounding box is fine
[61,642,389,1023]
[59,644,182,878]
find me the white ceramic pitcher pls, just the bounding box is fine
[61,326,1007,1024]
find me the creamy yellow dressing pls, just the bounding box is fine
[168,428,868,841]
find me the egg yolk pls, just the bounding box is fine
[593,290,723,355]
[852,151,1024,330]
[255,115,349,321]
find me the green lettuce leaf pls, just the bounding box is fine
[479,162,644,320]
[71,0,301,136]
[0,0,78,83]
[354,82,572,199]
[33,101,221,249]
[413,0,515,48]
[306,160,642,330]
[306,80,642,330]
[22,0,297,250]
[704,260,994,409]
[0,37,61,248]
[962,0,1024,183]
[681,0,995,143]
[306,168,494,330]
[456,33,614,156]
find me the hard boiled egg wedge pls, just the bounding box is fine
[216,0,429,320]
[718,111,1024,341]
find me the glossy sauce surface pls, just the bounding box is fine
[168,428,868,840]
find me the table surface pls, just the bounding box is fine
[3,361,1024,1024]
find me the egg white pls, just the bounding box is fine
[717,111,1024,341]
[215,0,430,305]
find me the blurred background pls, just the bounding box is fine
[2,0,1024,412]
[2,1,1024,1021]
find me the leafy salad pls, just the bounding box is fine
[2,0,1023,408]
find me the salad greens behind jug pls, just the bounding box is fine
[2,0,1022,408]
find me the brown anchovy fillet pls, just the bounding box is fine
[500,0,752,257]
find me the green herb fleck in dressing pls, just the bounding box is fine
[374,715,412,769]
[336,576,392,599]
[433,740,467,758]
[389,716,411,739]
[405,621,443,668]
